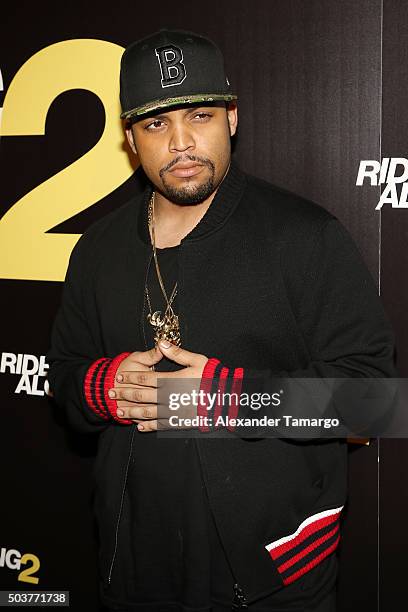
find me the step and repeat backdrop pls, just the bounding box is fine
[1,0,407,610]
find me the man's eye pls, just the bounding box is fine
[194,112,211,120]
[145,120,164,130]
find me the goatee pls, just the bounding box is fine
[159,156,216,205]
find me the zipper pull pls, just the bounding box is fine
[231,583,248,609]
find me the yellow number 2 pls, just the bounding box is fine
[0,39,134,281]
[18,553,40,585]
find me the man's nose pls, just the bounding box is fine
[168,123,195,152]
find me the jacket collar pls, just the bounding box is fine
[137,159,246,245]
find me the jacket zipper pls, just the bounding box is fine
[212,505,249,609]
[232,583,249,609]
[194,445,249,609]
[107,414,137,585]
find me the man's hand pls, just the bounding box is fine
[108,340,209,432]
[115,345,164,378]
[108,344,163,421]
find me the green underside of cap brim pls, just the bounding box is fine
[120,93,238,120]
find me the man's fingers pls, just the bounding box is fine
[135,418,194,432]
[118,405,158,420]
[117,369,159,387]
[130,345,163,368]
[157,340,206,367]
[136,419,160,432]
[116,400,153,409]
[109,386,157,404]
[136,418,172,432]
[117,370,176,386]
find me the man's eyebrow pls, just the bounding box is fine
[142,107,209,123]
[142,113,167,122]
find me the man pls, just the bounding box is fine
[47,29,395,611]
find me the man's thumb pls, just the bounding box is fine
[151,344,164,363]
[158,340,191,366]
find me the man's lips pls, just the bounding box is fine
[168,163,204,178]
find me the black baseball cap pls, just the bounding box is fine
[119,29,237,120]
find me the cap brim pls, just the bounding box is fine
[120,93,237,120]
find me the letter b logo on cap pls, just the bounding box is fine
[155,45,187,88]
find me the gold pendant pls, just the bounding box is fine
[147,309,181,346]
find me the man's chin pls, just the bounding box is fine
[160,178,215,205]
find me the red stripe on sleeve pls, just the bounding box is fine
[269,511,341,559]
[94,359,111,418]
[104,352,133,424]
[84,358,110,419]
[282,536,341,585]
[276,524,340,574]
[213,367,230,429]
[226,367,244,432]
[198,358,220,432]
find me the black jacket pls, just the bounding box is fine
[47,161,395,605]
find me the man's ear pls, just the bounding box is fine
[226,101,238,137]
[125,124,138,155]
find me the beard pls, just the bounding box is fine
[158,155,216,205]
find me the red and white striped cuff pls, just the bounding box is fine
[84,352,133,424]
[198,357,244,432]
[265,505,343,585]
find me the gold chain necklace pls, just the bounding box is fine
[146,191,181,347]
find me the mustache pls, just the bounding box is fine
[160,155,215,177]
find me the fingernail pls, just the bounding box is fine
[138,424,144,430]
[117,410,124,417]
[108,389,116,398]
[116,374,123,382]
[160,340,171,349]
